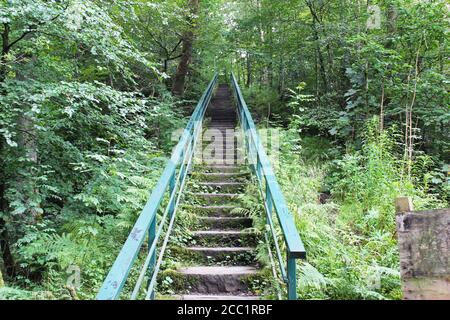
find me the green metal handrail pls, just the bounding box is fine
[230,73,306,300]
[96,74,218,300]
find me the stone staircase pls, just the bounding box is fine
[159,84,267,300]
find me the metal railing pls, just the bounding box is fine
[96,73,218,300]
[230,73,306,300]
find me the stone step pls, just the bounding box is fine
[191,205,246,217]
[198,152,243,161]
[193,172,249,182]
[199,159,243,166]
[200,145,242,152]
[200,142,240,147]
[186,247,256,264]
[168,245,256,265]
[205,125,235,129]
[189,193,241,205]
[199,160,243,166]
[197,216,252,230]
[194,182,246,193]
[176,266,258,294]
[200,165,245,173]
[191,230,257,246]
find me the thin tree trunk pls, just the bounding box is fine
[1,23,11,86]
[380,79,385,131]
[0,24,15,278]
[246,53,251,87]
[278,55,285,96]
[310,18,327,92]
[172,0,199,96]
[306,1,328,93]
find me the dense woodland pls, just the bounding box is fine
[0,0,448,299]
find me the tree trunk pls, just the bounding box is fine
[306,1,328,93]
[1,23,11,86]
[246,53,252,87]
[0,23,15,278]
[172,0,199,96]
[312,20,328,92]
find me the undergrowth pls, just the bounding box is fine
[268,117,447,300]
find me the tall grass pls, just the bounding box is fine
[273,117,446,300]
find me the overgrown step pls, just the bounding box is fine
[187,247,255,257]
[168,246,256,265]
[193,173,249,182]
[191,205,247,217]
[197,216,252,230]
[189,193,241,205]
[200,145,242,153]
[201,165,244,173]
[200,159,242,166]
[186,247,256,264]
[195,182,246,193]
[191,230,257,246]
[176,266,258,294]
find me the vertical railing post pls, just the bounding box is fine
[168,172,176,218]
[147,215,156,300]
[256,155,262,181]
[265,185,273,215]
[287,254,297,300]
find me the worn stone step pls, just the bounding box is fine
[187,246,255,256]
[200,165,244,173]
[189,193,241,205]
[193,172,249,182]
[205,130,237,134]
[199,159,243,166]
[177,294,260,300]
[200,144,240,150]
[191,230,257,246]
[208,122,236,125]
[199,153,243,162]
[200,146,242,153]
[197,216,252,230]
[167,245,256,265]
[194,182,246,193]
[191,205,247,217]
[200,157,242,163]
[176,266,258,294]
[186,247,256,264]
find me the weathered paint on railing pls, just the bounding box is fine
[96,74,218,300]
[231,73,306,300]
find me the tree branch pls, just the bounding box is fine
[7,5,67,51]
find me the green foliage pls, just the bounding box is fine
[0,0,448,301]
[0,0,189,299]
[242,86,281,123]
[272,119,445,299]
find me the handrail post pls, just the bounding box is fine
[96,74,218,300]
[147,216,156,300]
[265,185,273,214]
[287,255,297,300]
[256,155,262,180]
[168,173,176,218]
